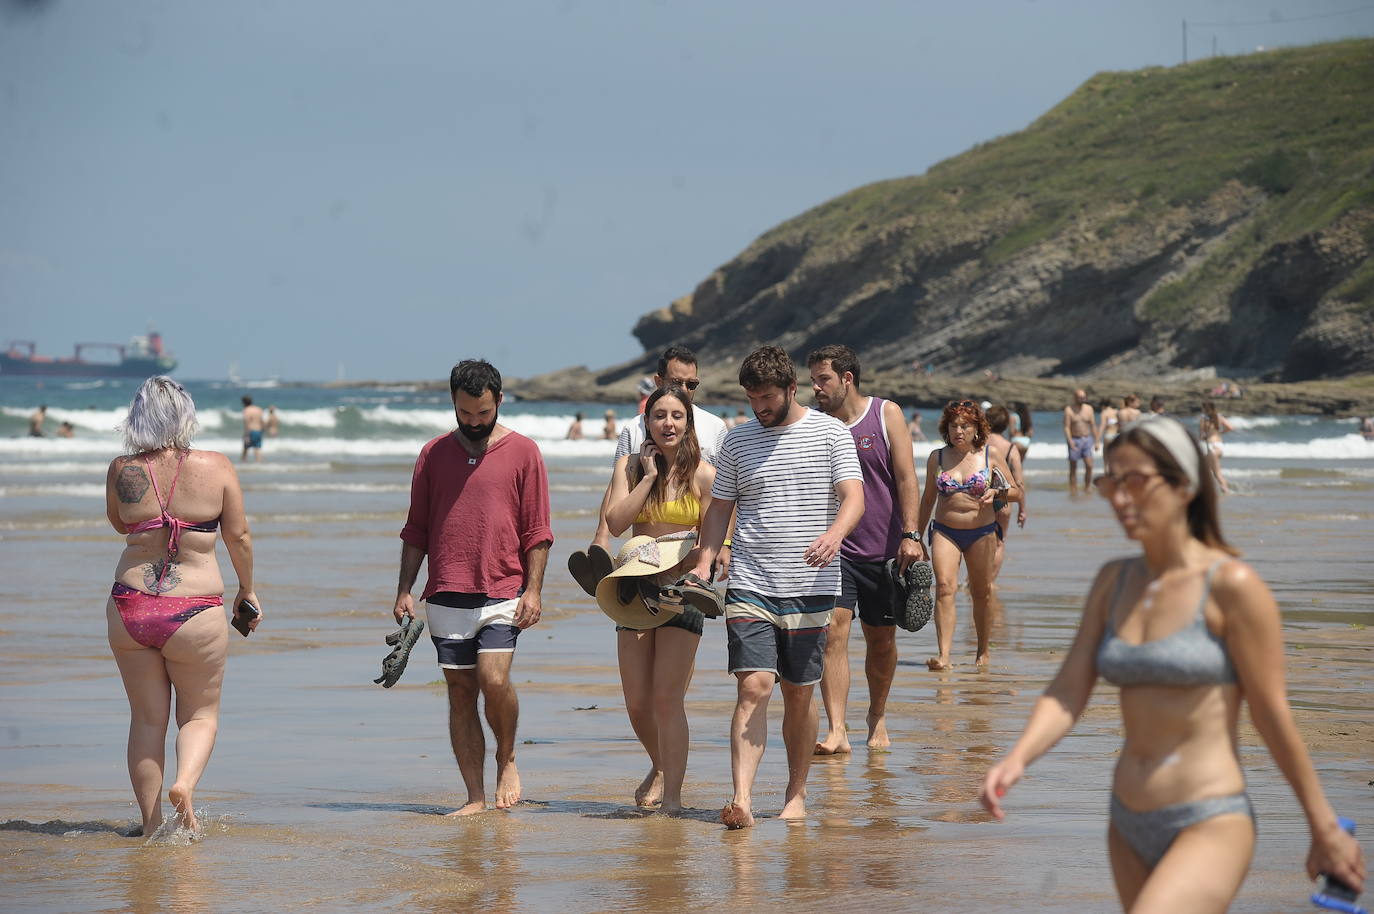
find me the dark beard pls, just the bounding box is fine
[457,416,498,442]
[759,391,793,428]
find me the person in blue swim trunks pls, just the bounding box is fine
[240,396,264,463]
[1062,388,1097,495]
[981,415,1364,911]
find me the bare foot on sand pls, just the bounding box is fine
[721,802,755,829]
[779,793,807,820]
[974,653,990,669]
[814,729,851,756]
[865,713,891,749]
[168,785,199,834]
[635,769,664,807]
[658,802,683,817]
[495,761,522,809]
[446,799,488,817]
[927,656,950,671]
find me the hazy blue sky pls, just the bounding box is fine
[3,1,1372,381]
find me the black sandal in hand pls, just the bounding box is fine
[659,573,724,619]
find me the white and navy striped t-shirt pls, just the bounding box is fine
[712,408,862,598]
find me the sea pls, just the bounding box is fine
[1,375,1372,913]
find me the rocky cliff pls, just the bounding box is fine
[612,39,1374,385]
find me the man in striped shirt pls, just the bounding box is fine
[687,346,864,828]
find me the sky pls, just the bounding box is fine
[2,0,1372,382]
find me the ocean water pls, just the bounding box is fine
[1,376,1372,912]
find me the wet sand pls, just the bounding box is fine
[1,462,1372,912]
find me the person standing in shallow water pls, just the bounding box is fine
[1063,389,1096,494]
[685,346,863,828]
[981,416,1364,911]
[807,345,924,755]
[393,360,552,816]
[105,376,261,836]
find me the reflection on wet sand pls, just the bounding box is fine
[118,840,214,914]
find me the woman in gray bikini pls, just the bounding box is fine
[979,415,1363,911]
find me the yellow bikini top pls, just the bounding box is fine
[635,490,701,527]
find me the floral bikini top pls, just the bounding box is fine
[934,446,990,498]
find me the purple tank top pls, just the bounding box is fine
[842,397,902,563]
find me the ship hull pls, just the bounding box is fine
[0,356,177,378]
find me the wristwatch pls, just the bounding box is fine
[901,531,921,541]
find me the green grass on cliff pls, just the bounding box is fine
[770,38,1374,320]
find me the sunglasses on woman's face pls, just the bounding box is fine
[1093,471,1164,499]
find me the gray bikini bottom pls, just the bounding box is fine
[1110,791,1255,868]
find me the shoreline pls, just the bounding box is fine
[285,370,1374,417]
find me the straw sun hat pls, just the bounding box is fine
[595,533,697,629]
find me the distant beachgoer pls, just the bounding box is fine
[985,405,1027,582]
[909,410,926,442]
[1362,416,1374,441]
[567,346,729,600]
[565,412,584,440]
[637,376,656,414]
[1063,389,1097,494]
[1011,403,1033,462]
[1098,398,1120,450]
[28,405,47,437]
[106,376,260,836]
[394,359,552,815]
[602,384,715,814]
[684,346,863,828]
[1199,400,1235,495]
[808,346,924,755]
[980,416,1364,910]
[265,406,280,438]
[1118,394,1142,426]
[916,400,1020,670]
[240,397,264,463]
[733,408,747,428]
[57,421,75,439]
[602,410,618,440]
[1149,396,1166,416]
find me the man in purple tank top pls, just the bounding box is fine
[807,346,925,753]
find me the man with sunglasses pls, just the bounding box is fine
[568,346,730,595]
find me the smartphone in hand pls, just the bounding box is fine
[231,599,261,638]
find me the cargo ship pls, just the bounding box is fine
[0,332,177,377]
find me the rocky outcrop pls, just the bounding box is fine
[614,40,1374,386]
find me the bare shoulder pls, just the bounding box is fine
[1209,557,1268,600]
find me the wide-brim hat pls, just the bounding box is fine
[595,533,697,629]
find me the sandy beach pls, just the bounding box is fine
[1,385,1372,913]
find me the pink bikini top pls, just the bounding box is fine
[126,453,220,591]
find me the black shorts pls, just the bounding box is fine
[839,558,894,627]
[615,606,705,637]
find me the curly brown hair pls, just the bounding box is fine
[938,400,990,449]
[738,345,796,390]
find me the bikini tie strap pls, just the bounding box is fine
[141,452,190,593]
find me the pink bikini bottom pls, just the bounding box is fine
[111,582,222,649]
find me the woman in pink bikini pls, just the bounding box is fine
[105,376,260,836]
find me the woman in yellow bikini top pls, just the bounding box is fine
[603,384,716,816]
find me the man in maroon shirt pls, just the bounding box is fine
[393,360,553,816]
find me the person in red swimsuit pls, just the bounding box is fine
[105,376,260,837]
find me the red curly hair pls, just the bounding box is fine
[938,400,990,449]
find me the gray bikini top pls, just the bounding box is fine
[1096,559,1237,687]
